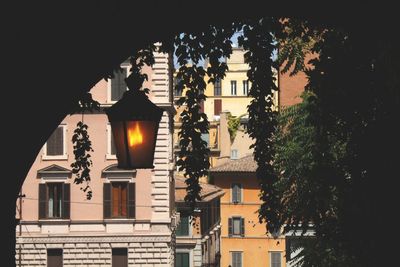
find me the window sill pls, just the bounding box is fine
[106,154,117,160]
[38,219,70,224]
[104,218,136,224]
[42,155,68,161]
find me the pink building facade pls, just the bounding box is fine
[15,50,178,266]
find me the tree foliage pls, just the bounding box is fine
[273,19,400,266]
[71,15,400,266]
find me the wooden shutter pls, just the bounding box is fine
[228,218,233,236]
[240,218,245,237]
[128,183,135,218]
[47,127,63,156]
[39,184,47,219]
[62,184,70,219]
[111,68,127,101]
[237,184,242,203]
[214,99,222,116]
[103,183,111,219]
[121,184,127,217]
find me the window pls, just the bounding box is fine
[231,80,237,95]
[214,78,222,96]
[199,100,204,113]
[39,183,70,219]
[107,124,117,159]
[228,217,244,237]
[112,183,127,217]
[47,249,63,267]
[109,66,129,102]
[214,99,222,116]
[103,182,135,219]
[231,251,242,267]
[43,125,67,159]
[201,133,210,147]
[231,183,242,203]
[112,248,128,267]
[175,252,190,267]
[270,252,282,267]
[242,80,249,95]
[231,149,238,159]
[173,76,183,96]
[176,214,190,236]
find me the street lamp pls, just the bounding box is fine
[106,75,164,169]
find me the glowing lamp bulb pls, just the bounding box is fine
[128,122,144,146]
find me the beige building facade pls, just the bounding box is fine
[15,50,178,266]
[175,177,224,267]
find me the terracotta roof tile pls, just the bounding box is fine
[175,175,224,202]
[209,155,257,173]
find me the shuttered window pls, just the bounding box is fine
[270,252,282,267]
[214,78,221,96]
[242,80,249,95]
[46,126,64,156]
[104,183,135,219]
[228,217,244,237]
[175,252,190,267]
[176,214,190,236]
[231,183,242,203]
[47,249,63,267]
[231,251,242,267]
[112,183,127,217]
[39,183,70,219]
[214,99,222,116]
[110,68,128,102]
[112,248,128,267]
[231,80,237,95]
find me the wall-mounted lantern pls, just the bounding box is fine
[106,75,164,169]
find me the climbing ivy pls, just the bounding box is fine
[227,113,247,143]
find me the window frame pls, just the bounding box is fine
[231,183,242,204]
[106,123,117,159]
[42,124,68,160]
[230,251,243,267]
[231,149,239,159]
[230,80,237,95]
[269,251,282,267]
[107,64,130,104]
[102,167,136,220]
[39,181,70,220]
[175,249,193,267]
[229,216,245,237]
[214,78,222,96]
[46,182,63,219]
[176,213,192,237]
[111,182,129,218]
[242,80,249,95]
